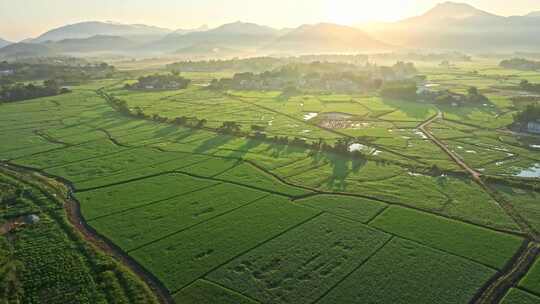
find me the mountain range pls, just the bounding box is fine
[2,2,540,59]
[0,38,11,48]
[31,21,172,43]
[526,11,540,17]
[151,22,283,53]
[266,23,390,54]
[362,2,540,51]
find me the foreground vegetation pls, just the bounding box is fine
[0,169,158,303]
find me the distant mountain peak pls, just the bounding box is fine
[173,25,209,35]
[0,38,11,48]
[211,22,278,35]
[267,23,391,54]
[526,11,540,17]
[33,21,172,42]
[421,1,497,20]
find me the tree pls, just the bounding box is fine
[219,121,241,133]
[251,125,266,132]
[173,116,188,125]
[520,80,531,89]
[380,81,418,101]
[514,104,540,124]
[196,119,207,128]
[0,79,67,103]
[466,86,488,103]
[333,138,350,153]
[467,86,478,96]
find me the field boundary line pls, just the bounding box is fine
[7,118,164,162]
[87,183,222,222]
[473,241,540,304]
[76,171,178,192]
[169,211,324,294]
[33,129,72,148]
[227,94,431,166]
[294,189,525,238]
[76,168,296,198]
[365,205,390,225]
[366,224,502,272]
[311,235,395,304]
[85,147,530,238]
[127,194,272,253]
[71,152,210,185]
[419,110,538,239]
[291,201,504,272]
[516,286,540,300]
[178,278,262,304]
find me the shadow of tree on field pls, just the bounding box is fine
[93,111,137,130]
[171,129,198,143]
[264,143,307,159]
[310,151,368,192]
[435,176,449,193]
[194,134,235,154]
[380,98,434,121]
[154,124,182,139]
[225,139,263,159]
[437,101,500,126]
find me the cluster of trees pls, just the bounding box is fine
[519,80,540,93]
[167,53,471,74]
[167,57,284,73]
[0,61,115,84]
[124,73,191,90]
[419,86,488,106]
[380,81,418,101]
[514,104,540,124]
[0,79,70,103]
[464,87,489,103]
[166,55,372,73]
[104,91,368,158]
[208,61,417,94]
[500,58,540,71]
[372,52,471,63]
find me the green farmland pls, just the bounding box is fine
[1,57,540,304]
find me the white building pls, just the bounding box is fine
[0,70,14,76]
[528,121,540,134]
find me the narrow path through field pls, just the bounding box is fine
[418,111,482,179]
[418,110,540,304]
[473,242,540,304]
[419,111,537,237]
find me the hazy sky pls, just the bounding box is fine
[1,0,539,41]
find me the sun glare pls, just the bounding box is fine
[323,1,414,24]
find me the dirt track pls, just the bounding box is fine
[417,112,540,304]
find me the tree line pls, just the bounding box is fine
[124,73,191,90]
[101,89,373,159]
[0,61,115,84]
[0,80,70,103]
[208,61,417,94]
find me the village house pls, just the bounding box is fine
[0,69,14,76]
[528,120,540,134]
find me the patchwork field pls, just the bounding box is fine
[1,59,539,304]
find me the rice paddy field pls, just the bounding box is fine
[1,59,540,303]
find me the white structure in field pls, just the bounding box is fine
[0,69,14,76]
[528,121,540,134]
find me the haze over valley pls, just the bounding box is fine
[3,2,540,60]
